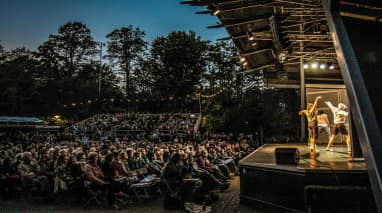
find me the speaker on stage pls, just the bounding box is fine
[275,147,300,164]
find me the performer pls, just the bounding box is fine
[299,96,321,152]
[325,101,351,154]
[317,110,331,140]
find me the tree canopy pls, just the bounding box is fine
[0,21,300,139]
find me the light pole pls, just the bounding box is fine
[198,94,202,116]
[98,42,105,97]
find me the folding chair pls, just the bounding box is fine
[82,180,104,209]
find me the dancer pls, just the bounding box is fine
[317,110,331,140]
[299,96,321,152]
[325,101,351,154]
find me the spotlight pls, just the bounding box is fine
[329,64,335,70]
[311,62,318,69]
[240,57,246,63]
[320,63,326,69]
[303,63,309,69]
[251,42,257,47]
[213,9,221,16]
[248,36,255,41]
[243,61,248,66]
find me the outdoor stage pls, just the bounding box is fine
[239,144,377,212]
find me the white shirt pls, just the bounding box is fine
[326,102,348,124]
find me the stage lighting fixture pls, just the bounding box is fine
[248,36,255,41]
[329,64,335,70]
[243,61,248,66]
[303,63,309,69]
[251,42,257,47]
[320,63,326,69]
[311,62,318,69]
[240,57,246,63]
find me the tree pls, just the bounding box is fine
[150,31,209,111]
[38,21,98,79]
[130,54,154,95]
[106,25,147,98]
[0,47,42,115]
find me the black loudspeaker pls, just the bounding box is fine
[275,148,300,164]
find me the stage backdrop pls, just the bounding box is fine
[306,84,350,144]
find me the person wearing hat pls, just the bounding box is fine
[325,101,351,154]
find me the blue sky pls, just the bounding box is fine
[0,0,227,50]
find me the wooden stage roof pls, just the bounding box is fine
[181,0,381,88]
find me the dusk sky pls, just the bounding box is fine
[0,0,227,50]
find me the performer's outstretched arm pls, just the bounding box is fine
[325,101,336,111]
[310,96,322,114]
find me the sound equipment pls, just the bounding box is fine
[275,147,300,164]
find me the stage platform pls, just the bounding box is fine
[239,144,377,212]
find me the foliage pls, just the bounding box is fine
[149,31,209,111]
[105,25,147,96]
[38,22,98,79]
[0,22,300,138]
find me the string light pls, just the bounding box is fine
[195,80,236,99]
[61,82,239,108]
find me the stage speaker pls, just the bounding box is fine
[275,148,300,164]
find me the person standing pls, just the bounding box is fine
[299,96,322,152]
[317,110,331,140]
[325,102,351,154]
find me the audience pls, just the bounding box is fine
[0,114,253,210]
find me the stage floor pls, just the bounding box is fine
[239,144,375,212]
[240,144,366,172]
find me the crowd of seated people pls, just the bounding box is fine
[69,113,199,141]
[0,131,61,144]
[0,133,251,210]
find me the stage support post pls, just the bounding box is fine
[299,23,306,143]
[323,1,382,211]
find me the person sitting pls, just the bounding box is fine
[53,155,73,193]
[197,150,229,182]
[0,157,21,198]
[83,152,118,209]
[161,153,184,210]
[192,153,229,192]
[17,152,51,197]
[119,151,131,175]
